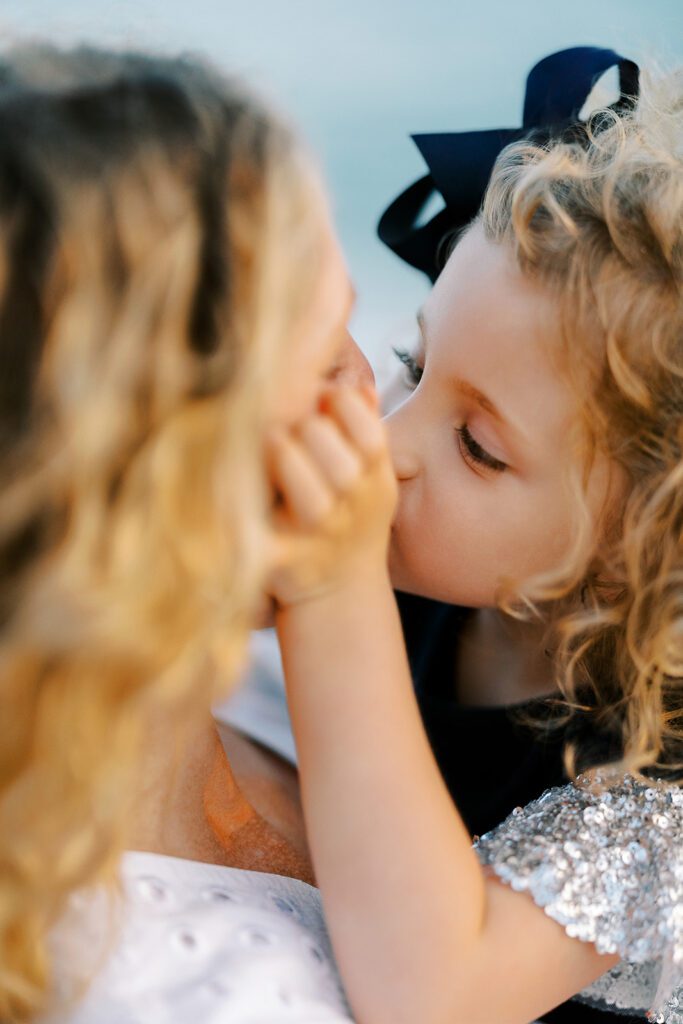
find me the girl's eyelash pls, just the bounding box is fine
[393,347,422,387]
[392,347,507,474]
[456,425,507,473]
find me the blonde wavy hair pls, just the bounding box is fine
[480,67,683,781]
[0,46,325,1022]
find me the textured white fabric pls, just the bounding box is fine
[41,851,353,1024]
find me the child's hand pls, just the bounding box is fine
[266,385,397,607]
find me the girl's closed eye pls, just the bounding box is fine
[392,347,507,475]
[456,424,507,474]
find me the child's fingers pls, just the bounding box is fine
[298,415,363,494]
[268,430,334,527]
[359,382,381,410]
[322,387,386,460]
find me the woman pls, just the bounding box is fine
[0,44,372,1023]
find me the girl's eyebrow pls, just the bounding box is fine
[416,308,531,450]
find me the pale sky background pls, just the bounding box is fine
[2,0,682,378]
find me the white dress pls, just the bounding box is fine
[41,850,353,1024]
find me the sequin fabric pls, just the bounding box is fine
[475,773,683,1023]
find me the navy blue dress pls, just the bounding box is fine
[397,591,643,1024]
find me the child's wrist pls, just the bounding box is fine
[275,562,392,616]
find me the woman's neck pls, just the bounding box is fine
[454,606,556,708]
[127,711,314,883]
[127,712,237,865]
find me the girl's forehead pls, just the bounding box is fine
[424,224,577,459]
[430,224,557,349]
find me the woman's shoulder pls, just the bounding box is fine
[475,772,683,1022]
[41,851,353,1023]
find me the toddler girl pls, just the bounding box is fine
[268,66,683,1024]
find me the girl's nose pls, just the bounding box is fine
[384,405,420,481]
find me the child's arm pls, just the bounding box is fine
[269,387,619,1024]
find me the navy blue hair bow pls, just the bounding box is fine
[377,46,639,282]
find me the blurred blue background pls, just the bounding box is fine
[3,1,682,378]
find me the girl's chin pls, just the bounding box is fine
[387,540,428,597]
[388,534,483,607]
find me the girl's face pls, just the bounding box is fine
[386,223,618,608]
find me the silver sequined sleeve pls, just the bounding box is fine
[474,774,683,1023]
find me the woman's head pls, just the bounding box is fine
[0,44,350,1021]
[388,67,683,775]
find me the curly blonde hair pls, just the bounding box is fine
[481,67,683,781]
[0,46,325,1021]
